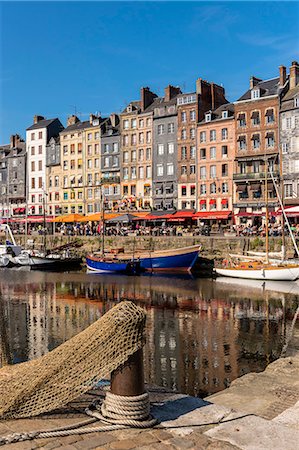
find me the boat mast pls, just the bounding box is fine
[265,156,269,264]
[101,183,105,256]
[42,185,47,254]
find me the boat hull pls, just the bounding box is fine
[215,266,299,281]
[86,256,141,274]
[30,256,82,271]
[135,246,200,273]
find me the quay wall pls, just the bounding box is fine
[14,235,293,260]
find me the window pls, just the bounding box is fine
[190,128,196,139]
[78,143,82,153]
[168,142,174,154]
[190,110,196,121]
[210,165,217,178]
[205,113,211,122]
[146,131,151,143]
[190,146,196,159]
[251,89,260,99]
[139,119,144,128]
[131,118,137,129]
[157,164,164,176]
[252,111,260,126]
[146,148,151,160]
[181,186,187,196]
[200,131,206,143]
[131,150,137,161]
[55,176,59,187]
[63,192,68,200]
[95,158,100,168]
[181,147,187,159]
[222,111,228,119]
[238,114,246,127]
[266,109,275,124]
[284,184,293,198]
[240,162,246,174]
[168,122,174,133]
[238,136,246,150]
[38,177,42,188]
[181,129,187,139]
[38,145,42,154]
[123,151,129,162]
[266,133,275,148]
[131,134,137,145]
[88,133,92,140]
[181,112,187,122]
[190,165,196,174]
[95,131,99,140]
[221,128,228,140]
[222,164,228,177]
[123,135,129,146]
[113,142,118,152]
[181,165,187,175]
[139,148,144,161]
[146,166,151,178]
[158,144,164,155]
[87,145,92,155]
[294,97,299,108]
[210,147,216,159]
[63,176,68,187]
[281,143,289,154]
[200,184,206,195]
[253,161,260,173]
[221,145,228,158]
[87,188,93,199]
[139,132,144,144]
[38,131,42,139]
[123,167,129,180]
[123,119,129,129]
[31,133,35,140]
[63,160,68,170]
[210,182,216,194]
[167,163,174,175]
[63,145,68,155]
[31,178,35,189]
[158,124,164,135]
[38,160,42,171]
[286,117,292,129]
[104,156,109,168]
[139,166,144,179]
[31,161,35,172]
[146,118,151,127]
[252,134,260,149]
[210,130,216,141]
[200,148,206,159]
[200,166,206,179]
[31,146,35,155]
[200,200,207,210]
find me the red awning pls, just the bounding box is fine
[221,199,228,204]
[209,199,216,204]
[168,218,185,222]
[193,211,232,220]
[19,207,26,213]
[170,211,195,219]
[200,199,206,205]
[235,212,263,217]
[13,208,20,213]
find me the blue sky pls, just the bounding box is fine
[1,1,299,143]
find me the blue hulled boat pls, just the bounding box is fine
[136,245,201,273]
[86,254,142,274]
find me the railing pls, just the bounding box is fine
[233,171,280,180]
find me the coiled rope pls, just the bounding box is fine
[0,391,158,446]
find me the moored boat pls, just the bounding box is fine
[216,261,299,281]
[86,254,142,274]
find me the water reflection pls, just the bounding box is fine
[0,269,298,397]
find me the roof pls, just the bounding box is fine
[61,120,91,133]
[27,118,59,131]
[281,84,299,102]
[198,103,234,124]
[121,101,141,114]
[237,77,281,102]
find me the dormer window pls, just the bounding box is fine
[222,111,228,119]
[251,89,260,99]
[205,113,211,122]
[127,105,133,113]
[294,96,299,108]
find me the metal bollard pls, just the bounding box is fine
[110,348,145,396]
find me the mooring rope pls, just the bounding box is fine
[0,392,158,446]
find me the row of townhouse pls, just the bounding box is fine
[0,60,298,226]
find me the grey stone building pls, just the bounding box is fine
[46,136,60,167]
[101,114,121,210]
[0,135,27,218]
[280,61,299,205]
[152,86,181,210]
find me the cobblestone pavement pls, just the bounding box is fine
[1,346,299,449]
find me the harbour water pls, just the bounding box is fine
[0,269,298,398]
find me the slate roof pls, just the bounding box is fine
[61,120,91,133]
[237,77,281,101]
[27,118,59,131]
[121,101,141,114]
[281,84,299,102]
[198,103,234,124]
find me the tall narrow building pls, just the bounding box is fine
[26,116,63,217]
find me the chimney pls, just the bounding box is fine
[110,113,119,128]
[279,65,287,87]
[33,115,45,124]
[67,115,80,127]
[10,134,21,148]
[250,76,262,89]
[140,87,157,111]
[164,85,181,102]
[290,61,299,90]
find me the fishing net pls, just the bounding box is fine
[0,301,146,419]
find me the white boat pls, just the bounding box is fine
[0,224,23,267]
[216,264,299,281]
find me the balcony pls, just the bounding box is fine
[233,171,279,181]
[100,176,121,184]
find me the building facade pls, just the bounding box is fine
[233,71,285,225]
[46,136,61,216]
[280,61,299,205]
[0,135,26,219]
[26,116,64,217]
[152,86,181,210]
[196,104,235,225]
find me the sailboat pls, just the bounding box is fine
[85,187,142,274]
[216,160,299,281]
